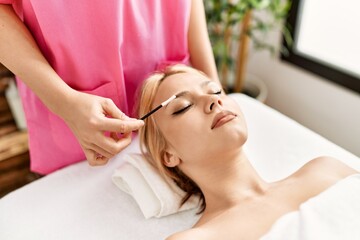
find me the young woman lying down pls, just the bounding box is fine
[136,64,358,240]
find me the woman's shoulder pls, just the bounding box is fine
[283,156,359,203]
[166,228,208,240]
[296,156,358,180]
[290,156,358,193]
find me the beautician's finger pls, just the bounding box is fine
[102,98,127,120]
[102,132,132,155]
[110,131,132,142]
[85,149,109,166]
[101,98,144,131]
[110,132,120,141]
[94,154,110,166]
[88,143,114,159]
[100,117,144,133]
[94,131,132,155]
[84,148,97,166]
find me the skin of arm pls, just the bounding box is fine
[0,4,74,115]
[0,4,144,166]
[188,0,220,85]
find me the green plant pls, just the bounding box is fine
[205,0,292,93]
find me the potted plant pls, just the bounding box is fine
[205,0,292,101]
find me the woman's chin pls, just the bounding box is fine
[214,129,248,152]
[217,123,247,142]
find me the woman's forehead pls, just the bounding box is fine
[157,72,208,96]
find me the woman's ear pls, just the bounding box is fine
[163,151,181,167]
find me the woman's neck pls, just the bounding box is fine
[188,149,270,213]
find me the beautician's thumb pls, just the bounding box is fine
[102,98,128,120]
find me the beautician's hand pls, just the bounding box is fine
[59,91,144,166]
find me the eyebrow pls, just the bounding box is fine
[164,80,213,109]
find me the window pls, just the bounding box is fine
[281,0,360,94]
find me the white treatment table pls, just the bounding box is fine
[1,93,359,240]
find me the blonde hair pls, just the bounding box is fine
[136,64,206,213]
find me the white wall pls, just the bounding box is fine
[247,30,360,157]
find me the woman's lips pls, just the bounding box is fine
[211,111,237,129]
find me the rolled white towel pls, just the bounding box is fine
[112,153,200,219]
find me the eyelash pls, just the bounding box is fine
[172,90,222,115]
[172,104,192,115]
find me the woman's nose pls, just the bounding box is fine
[205,95,223,113]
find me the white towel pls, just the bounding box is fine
[112,153,200,219]
[261,173,360,240]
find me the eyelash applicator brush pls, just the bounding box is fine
[140,95,177,120]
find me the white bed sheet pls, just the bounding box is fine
[1,93,359,240]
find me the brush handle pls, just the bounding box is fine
[140,104,162,120]
[139,95,176,120]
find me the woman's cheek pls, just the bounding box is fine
[177,115,204,142]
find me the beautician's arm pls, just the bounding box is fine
[188,0,220,84]
[0,4,143,166]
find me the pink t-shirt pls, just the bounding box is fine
[1,0,191,174]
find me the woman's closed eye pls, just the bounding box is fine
[172,104,192,115]
[172,90,222,115]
